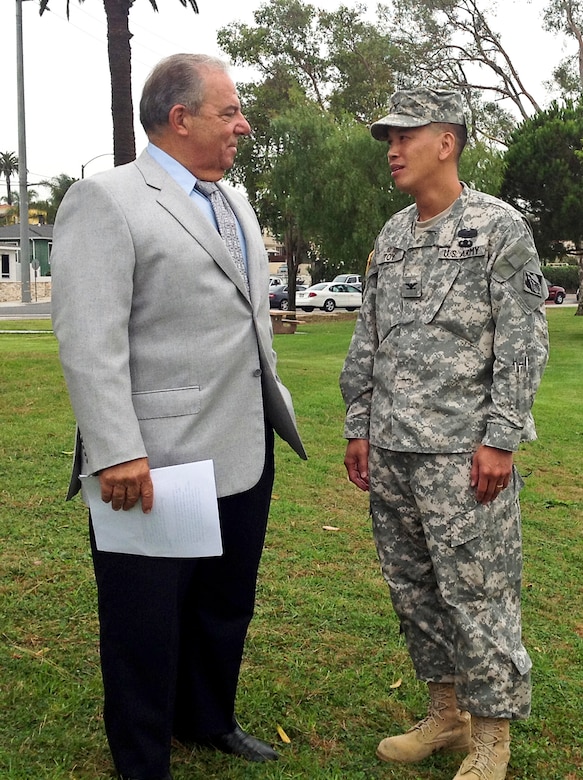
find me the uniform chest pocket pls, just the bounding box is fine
[423,248,491,344]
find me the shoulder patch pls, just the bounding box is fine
[524,270,543,298]
[502,260,547,313]
[492,235,537,281]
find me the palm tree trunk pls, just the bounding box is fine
[103,0,136,166]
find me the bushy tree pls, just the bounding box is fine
[500,99,583,313]
[268,108,408,283]
[224,1,516,278]
[220,1,400,292]
[219,0,398,122]
[459,142,505,196]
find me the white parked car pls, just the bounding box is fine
[296,282,362,312]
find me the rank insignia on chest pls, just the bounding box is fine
[402,277,422,298]
[457,228,478,249]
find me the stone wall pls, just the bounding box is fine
[0,281,52,302]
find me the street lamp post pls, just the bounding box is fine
[81,153,114,179]
[16,0,31,303]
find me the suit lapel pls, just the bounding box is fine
[135,152,251,301]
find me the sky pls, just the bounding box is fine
[1,0,570,198]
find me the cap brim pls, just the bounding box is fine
[370,115,430,140]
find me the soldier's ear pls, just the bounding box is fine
[438,130,457,161]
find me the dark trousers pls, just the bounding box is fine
[89,430,275,779]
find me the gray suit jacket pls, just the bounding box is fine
[52,150,306,499]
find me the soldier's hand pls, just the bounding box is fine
[99,457,154,513]
[470,445,513,505]
[344,438,370,492]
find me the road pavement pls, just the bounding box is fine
[0,294,579,321]
[0,300,51,319]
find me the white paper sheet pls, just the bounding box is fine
[81,460,223,558]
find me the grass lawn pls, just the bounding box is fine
[0,308,581,779]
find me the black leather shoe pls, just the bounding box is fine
[200,724,279,762]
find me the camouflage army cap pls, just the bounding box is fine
[370,88,466,141]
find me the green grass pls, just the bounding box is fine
[0,309,581,779]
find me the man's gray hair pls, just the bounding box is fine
[140,53,229,132]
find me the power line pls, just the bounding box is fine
[29,0,108,47]
[30,0,205,69]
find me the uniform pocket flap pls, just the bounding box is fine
[450,507,482,547]
[132,386,201,420]
[510,645,532,676]
[420,262,462,325]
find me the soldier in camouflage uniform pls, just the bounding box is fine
[340,88,548,780]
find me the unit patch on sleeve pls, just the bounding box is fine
[523,270,543,298]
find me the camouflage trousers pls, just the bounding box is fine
[369,446,531,720]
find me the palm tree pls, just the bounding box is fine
[39,173,78,222]
[0,152,18,205]
[0,189,43,223]
[39,1,199,167]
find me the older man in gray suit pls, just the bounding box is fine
[52,53,306,780]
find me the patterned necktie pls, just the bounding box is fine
[195,180,249,292]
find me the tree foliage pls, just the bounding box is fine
[269,107,409,280]
[218,0,397,123]
[219,0,329,109]
[543,0,583,97]
[500,99,583,313]
[221,0,515,282]
[501,99,583,255]
[220,1,408,284]
[38,174,78,223]
[315,4,401,122]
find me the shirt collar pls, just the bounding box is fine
[147,142,197,197]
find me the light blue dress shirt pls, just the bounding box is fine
[147,142,248,269]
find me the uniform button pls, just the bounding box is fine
[253,368,262,377]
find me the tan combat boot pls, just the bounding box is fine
[453,717,511,780]
[376,682,471,763]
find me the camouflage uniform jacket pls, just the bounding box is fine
[340,185,549,453]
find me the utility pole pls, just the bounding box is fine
[16,0,31,303]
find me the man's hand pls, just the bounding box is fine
[470,445,513,505]
[99,457,154,513]
[344,438,370,492]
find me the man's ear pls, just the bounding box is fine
[168,104,190,137]
[438,131,457,161]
